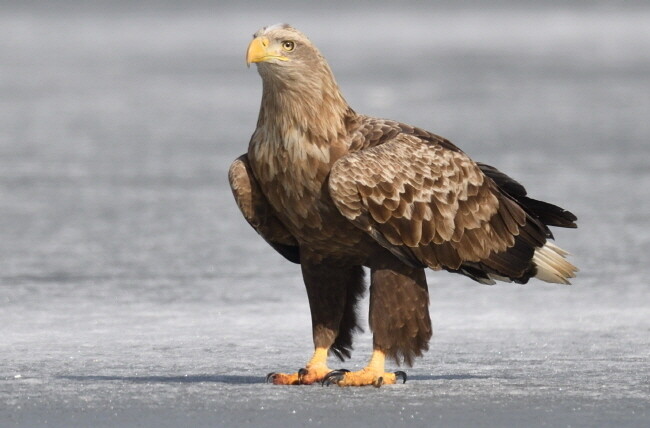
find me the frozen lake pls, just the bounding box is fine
[1,1,649,426]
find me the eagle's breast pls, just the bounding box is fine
[248,125,333,231]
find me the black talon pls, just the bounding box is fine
[321,369,348,386]
[394,371,407,384]
[265,372,277,383]
[297,368,308,384]
[374,376,384,388]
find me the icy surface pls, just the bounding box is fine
[1,1,649,427]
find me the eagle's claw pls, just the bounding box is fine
[297,368,308,384]
[265,372,277,383]
[394,370,407,384]
[321,369,349,386]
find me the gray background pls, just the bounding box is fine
[1,1,649,427]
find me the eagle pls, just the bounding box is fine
[229,24,577,387]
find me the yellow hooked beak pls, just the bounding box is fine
[246,36,289,67]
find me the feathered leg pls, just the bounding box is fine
[267,262,365,385]
[323,259,431,386]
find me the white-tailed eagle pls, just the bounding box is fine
[229,24,577,387]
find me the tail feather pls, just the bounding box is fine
[533,242,578,284]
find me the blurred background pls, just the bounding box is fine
[1,1,648,426]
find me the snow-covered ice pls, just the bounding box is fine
[1,1,649,427]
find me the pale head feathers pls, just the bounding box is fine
[253,23,295,38]
[249,24,352,144]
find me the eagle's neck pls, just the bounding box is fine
[255,63,354,147]
[248,64,356,228]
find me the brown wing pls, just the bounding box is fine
[329,131,551,283]
[478,162,578,232]
[228,154,300,263]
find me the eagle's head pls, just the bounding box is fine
[246,24,333,87]
[246,24,352,140]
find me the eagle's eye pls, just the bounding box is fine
[281,41,295,52]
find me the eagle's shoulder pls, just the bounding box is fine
[347,115,463,154]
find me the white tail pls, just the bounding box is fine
[533,241,578,284]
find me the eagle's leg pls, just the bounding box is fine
[267,262,365,385]
[323,259,431,387]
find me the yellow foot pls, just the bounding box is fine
[321,368,407,387]
[266,364,332,385]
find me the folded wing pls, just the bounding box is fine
[229,155,300,263]
[329,131,576,284]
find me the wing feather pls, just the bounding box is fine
[329,128,554,280]
[228,155,300,263]
[330,116,577,284]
